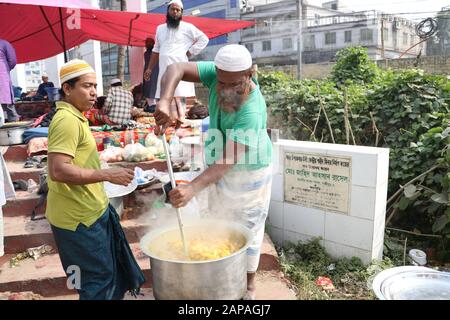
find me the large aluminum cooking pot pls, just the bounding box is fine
[0,121,32,146]
[140,218,253,300]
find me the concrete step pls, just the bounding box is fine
[7,161,44,183]
[42,271,296,300]
[38,288,155,300]
[6,158,168,180]
[3,207,279,267]
[3,191,42,218]
[5,159,167,185]
[0,243,152,297]
[3,185,161,219]
[3,159,166,218]
[0,234,282,298]
[2,210,157,254]
[3,269,297,300]
[3,145,28,162]
[3,215,54,254]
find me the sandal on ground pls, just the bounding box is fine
[24,159,34,168]
[37,157,47,169]
[13,179,28,191]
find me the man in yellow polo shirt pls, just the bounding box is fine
[47,59,144,300]
[46,99,110,230]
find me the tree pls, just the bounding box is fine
[116,0,127,82]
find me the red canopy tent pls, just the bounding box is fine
[0,0,254,63]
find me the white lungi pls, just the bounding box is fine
[207,166,272,272]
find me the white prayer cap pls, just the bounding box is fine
[42,72,48,77]
[168,0,183,9]
[214,44,252,72]
[110,78,122,85]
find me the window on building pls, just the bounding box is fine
[283,38,293,50]
[101,43,130,77]
[345,30,352,43]
[304,34,315,50]
[403,32,408,45]
[383,28,389,41]
[262,40,271,51]
[325,32,336,45]
[360,28,373,42]
[244,25,256,37]
[315,14,320,25]
[245,43,254,53]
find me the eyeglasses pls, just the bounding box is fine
[217,78,249,90]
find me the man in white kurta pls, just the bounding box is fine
[144,0,208,119]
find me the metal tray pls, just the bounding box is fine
[372,266,450,300]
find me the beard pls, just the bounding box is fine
[217,90,248,112]
[166,12,182,28]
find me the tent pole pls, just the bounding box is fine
[59,7,68,62]
[39,6,67,62]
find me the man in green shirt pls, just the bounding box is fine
[154,44,273,300]
[47,59,144,299]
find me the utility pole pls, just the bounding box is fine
[117,0,127,82]
[296,0,302,80]
[380,17,385,60]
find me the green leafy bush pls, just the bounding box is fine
[260,46,450,247]
[330,46,379,85]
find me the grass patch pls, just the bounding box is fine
[278,238,402,300]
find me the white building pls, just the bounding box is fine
[10,60,45,93]
[240,0,425,66]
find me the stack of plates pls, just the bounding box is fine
[104,179,138,198]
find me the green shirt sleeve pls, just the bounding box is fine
[47,113,81,158]
[197,61,217,89]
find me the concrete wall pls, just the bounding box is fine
[257,54,450,80]
[267,139,390,264]
[193,63,334,105]
[377,55,450,75]
[259,63,333,79]
[194,83,210,105]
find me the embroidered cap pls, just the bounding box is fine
[59,59,95,84]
